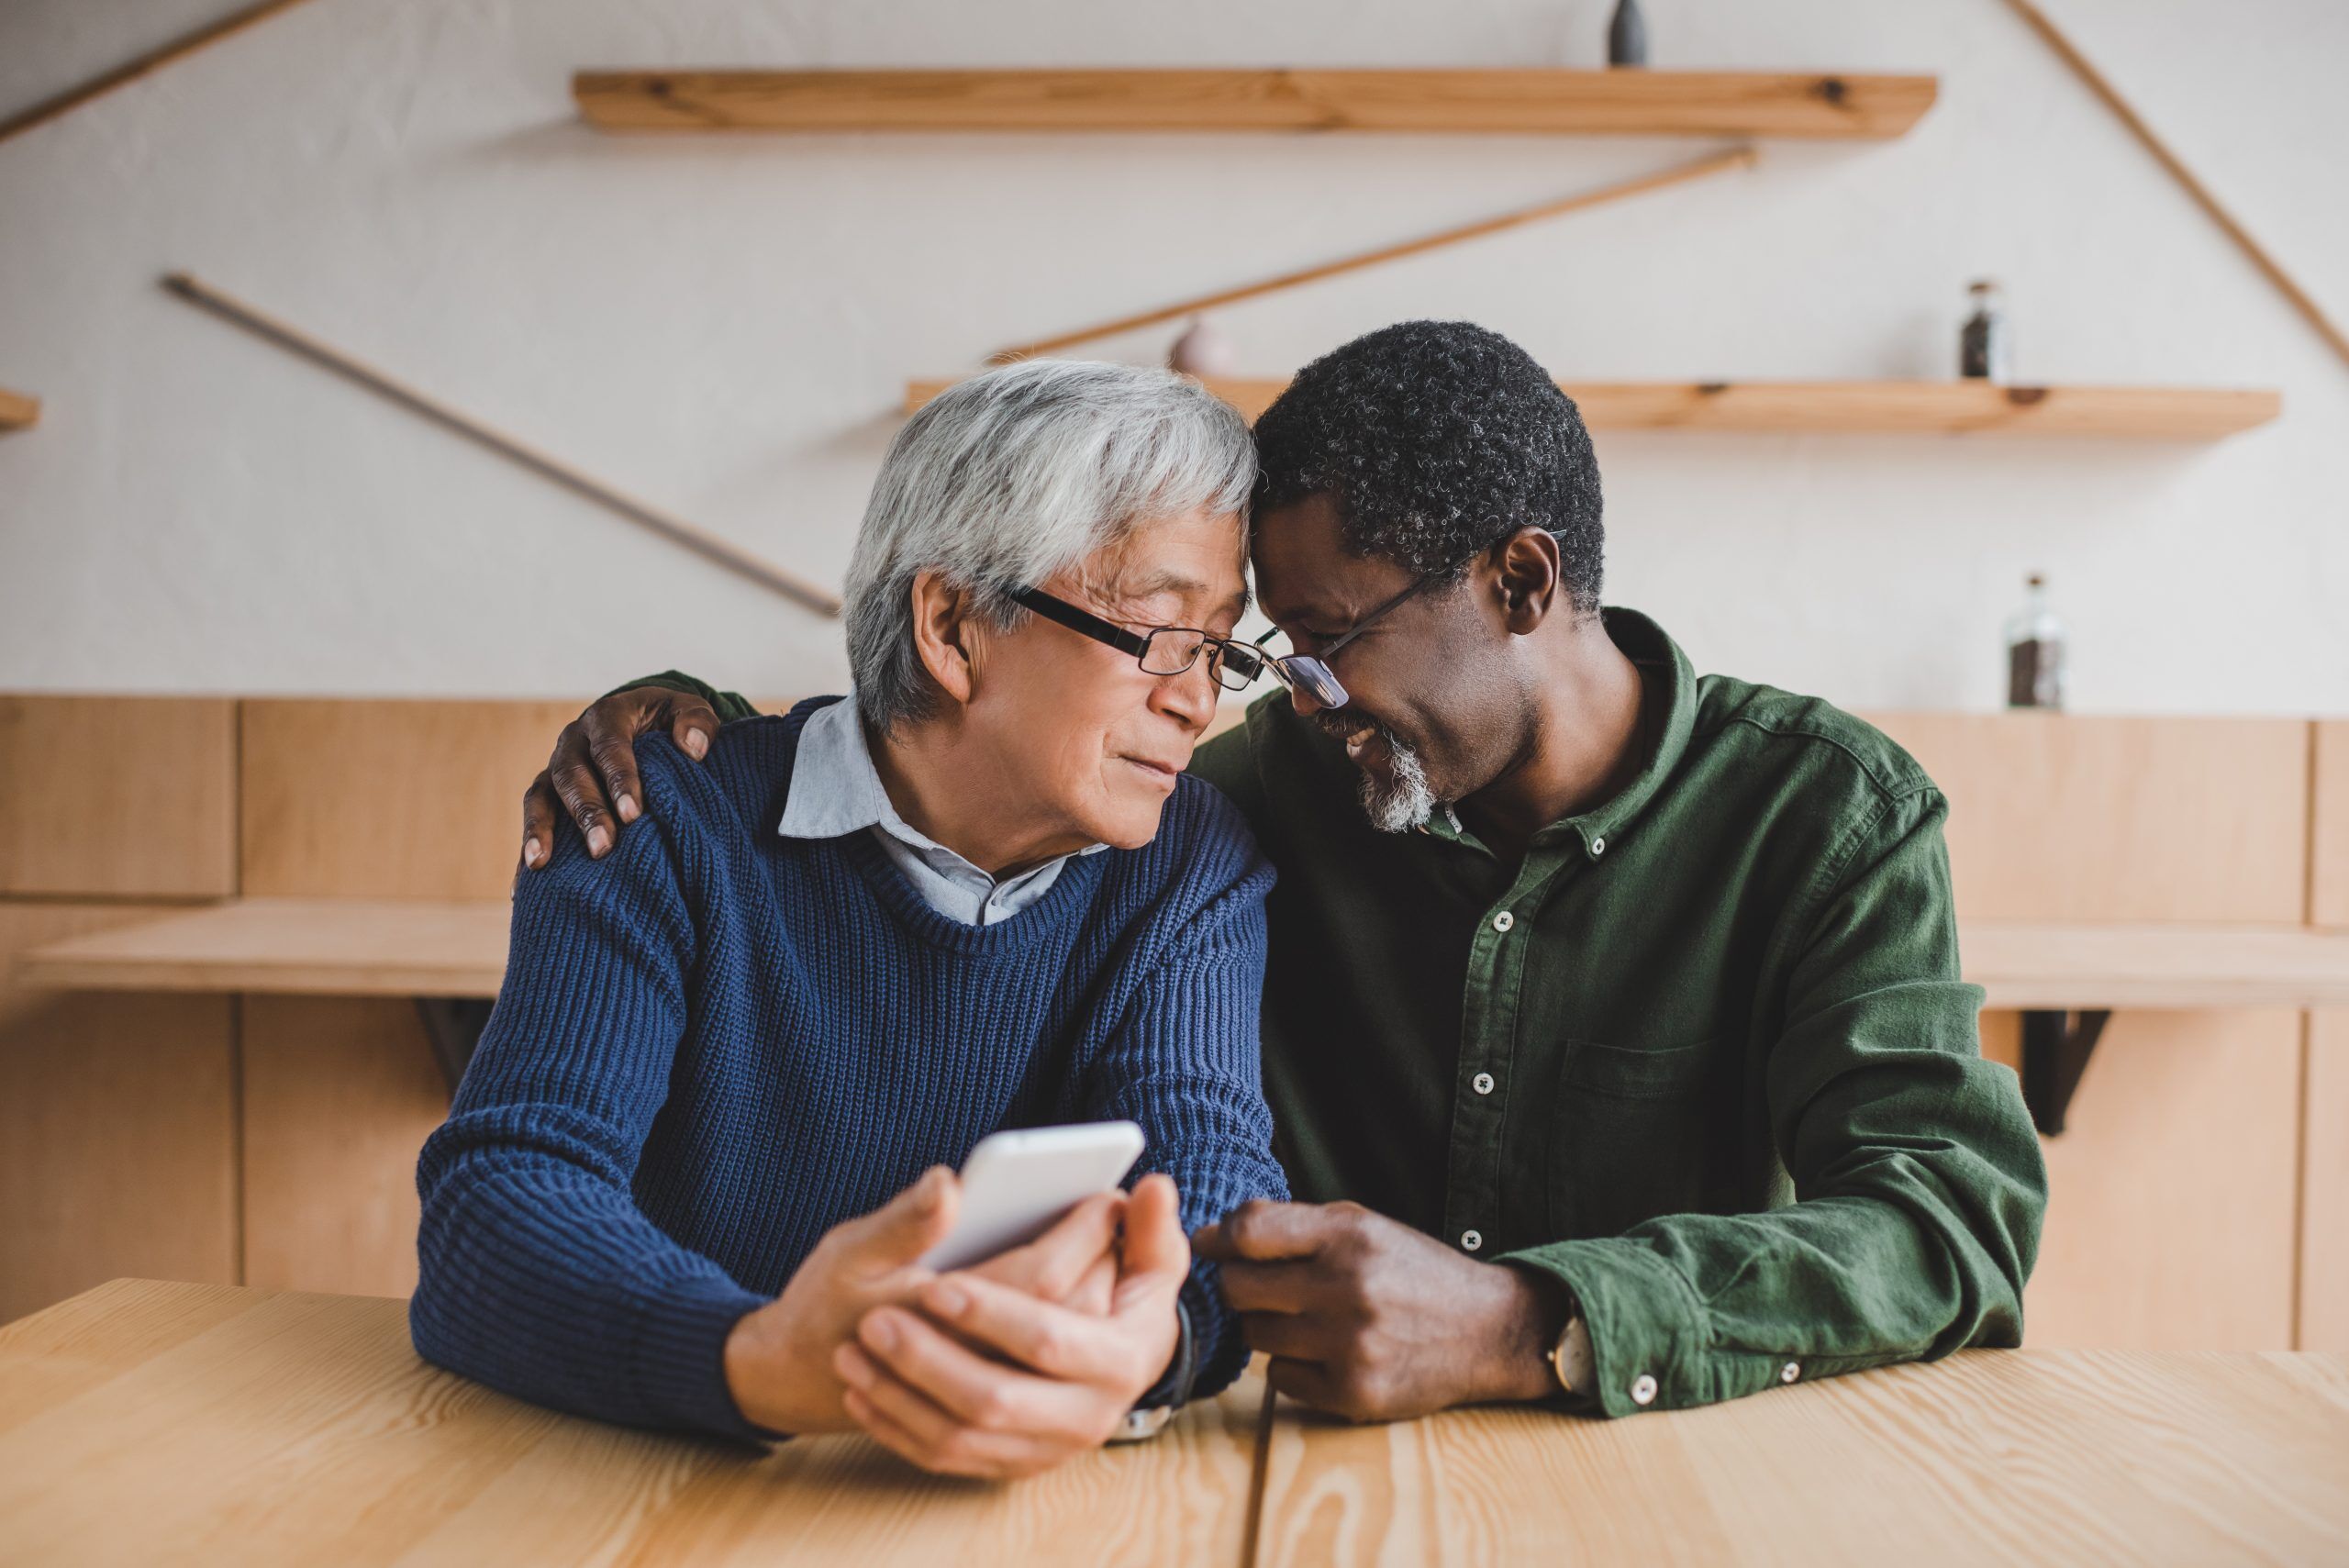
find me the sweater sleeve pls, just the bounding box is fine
[409,799,772,1442]
[1081,798,1288,1402]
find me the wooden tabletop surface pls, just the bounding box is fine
[3,1281,2344,1566]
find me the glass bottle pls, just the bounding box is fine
[1961,280,2011,383]
[1609,0,1648,67]
[2005,573,2066,710]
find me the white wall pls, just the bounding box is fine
[2,0,2343,713]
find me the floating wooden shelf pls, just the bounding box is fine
[907,377,2282,439]
[1967,922,2349,1012]
[574,68,1938,139]
[0,387,39,429]
[22,904,2347,1013]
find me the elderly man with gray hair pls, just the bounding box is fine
[410,361,1287,1476]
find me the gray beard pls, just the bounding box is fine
[1356,730,1438,833]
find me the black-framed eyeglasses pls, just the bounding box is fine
[1010,586,1266,693]
[1248,565,1453,711]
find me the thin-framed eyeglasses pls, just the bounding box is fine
[1248,565,1455,711]
[1010,586,1266,693]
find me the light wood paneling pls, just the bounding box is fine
[241,997,448,1297]
[0,904,237,1324]
[1871,713,2310,924]
[2303,1011,2349,1353]
[1252,1351,2349,1567]
[17,896,509,997]
[1980,1008,2301,1349]
[0,695,237,898]
[240,698,586,900]
[2314,719,2349,928]
[910,379,2282,439]
[577,68,1939,139]
[0,1281,1268,1567]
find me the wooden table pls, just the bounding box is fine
[4,1282,2343,1566]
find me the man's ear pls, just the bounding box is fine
[1491,527,1562,635]
[907,571,984,706]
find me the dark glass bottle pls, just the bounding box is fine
[1961,279,2011,383]
[2005,573,2067,710]
[1609,0,1649,67]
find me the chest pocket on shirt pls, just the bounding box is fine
[1545,1037,1737,1240]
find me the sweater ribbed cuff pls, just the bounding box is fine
[624,1273,775,1443]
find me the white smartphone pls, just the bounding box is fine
[918,1120,1147,1273]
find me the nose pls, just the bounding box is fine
[1286,680,1329,718]
[1151,656,1219,733]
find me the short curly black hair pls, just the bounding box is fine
[1252,320,1603,610]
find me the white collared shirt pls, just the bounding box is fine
[775,695,1107,927]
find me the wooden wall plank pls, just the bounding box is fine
[2302,1010,2349,1352]
[240,698,586,900]
[241,996,448,1298]
[1980,1008,2300,1349]
[2313,720,2349,929]
[0,696,237,898]
[0,903,237,1324]
[1869,713,2310,924]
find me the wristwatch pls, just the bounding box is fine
[1545,1299,1596,1401]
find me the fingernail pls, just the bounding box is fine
[616,795,638,823]
[930,1280,970,1318]
[523,838,542,867]
[833,1343,868,1385]
[685,730,708,760]
[863,1314,899,1352]
[587,824,611,856]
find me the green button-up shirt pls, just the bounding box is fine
[1185,608,2044,1417]
[637,606,2045,1418]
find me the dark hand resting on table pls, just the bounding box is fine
[524,687,1574,1432]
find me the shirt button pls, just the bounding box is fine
[1491,911,1515,933]
[1472,1071,1495,1095]
[1780,1362,1801,1385]
[1590,835,1608,857]
[1630,1373,1658,1407]
[1460,1229,1483,1251]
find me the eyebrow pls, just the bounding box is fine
[1118,567,1251,620]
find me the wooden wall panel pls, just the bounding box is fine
[1867,713,2309,924]
[240,996,448,1298]
[2301,1010,2349,1352]
[0,904,237,1323]
[2313,720,2349,929]
[239,698,586,901]
[1980,1008,2301,1350]
[0,696,237,898]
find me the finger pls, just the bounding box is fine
[830,1167,960,1275]
[1117,1174,1189,1292]
[1238,1310,1341,1361]
[1264,1355,1348,1415]
[1066,1252,1117,1317]
[837,1341,1067,1477]
[1212,1258,1324,1316]
[918,1273,1141,1385]
[1191,1199,1338,1264]
[856,1307,1108,1440]
[968,1191,1124,1301]
[579,708,648,828]
[841,1382,1057,1481]
[669,696,720,763]
[519,771,562,873]
[548,727,618,859]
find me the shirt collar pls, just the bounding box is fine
[777,694,1108,867]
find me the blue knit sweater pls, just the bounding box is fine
[411,699,1286,1440]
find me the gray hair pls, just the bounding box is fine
[845,360,1257,733]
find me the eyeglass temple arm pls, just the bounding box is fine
[1009,587,1152,659]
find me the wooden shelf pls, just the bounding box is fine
[0,387,39,429]
[1968,922,2349,1011]
[908,377,2282,439]
[20,903,2348,1014]
[12,897,509,999]
[574,68,1937,139]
